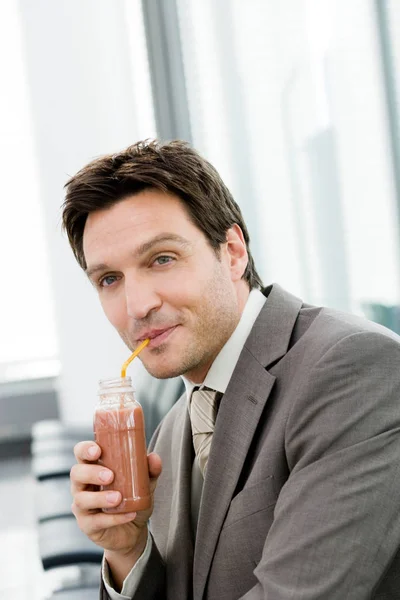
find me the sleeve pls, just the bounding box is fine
[100,533,166,600]
[241,331,400,599]
[99,401,171,599]
[102,532,152,599]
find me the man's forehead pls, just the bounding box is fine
[82,191,202,272]
[84,191,193,236]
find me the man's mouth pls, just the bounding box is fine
[136,326,178,349]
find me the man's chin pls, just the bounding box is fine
[141,358,187,380]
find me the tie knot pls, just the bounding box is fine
[189,387,219,477]
[190,388,218,435]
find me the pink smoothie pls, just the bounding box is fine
[94,405,151,513]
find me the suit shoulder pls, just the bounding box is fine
[160,392,187,425]
[298,303,399,345]
[148,392,186,451]
[288,304,400,371]
[155,392,186,433]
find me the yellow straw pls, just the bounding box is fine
[121,338,150,378]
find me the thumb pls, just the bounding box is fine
[148,452,162,481]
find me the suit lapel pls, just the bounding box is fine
[193,284,303,599]
[165,402,195,598]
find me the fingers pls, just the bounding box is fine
[71,441,110,495]
[148,452,162,494]
[72,501,138,539]
[70,446,159,551]
[70,447,161,510]
[74,441,101,464]
[73,489,121,512]
[70,461,114,496]
[80,510,138,539]
[148,452,162,479]
[71,486,137,537]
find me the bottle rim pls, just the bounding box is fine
[97,376,135,395]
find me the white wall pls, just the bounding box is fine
[9,0,400,427]
[17,0,156,425]
[176,0,400,312]
[0,2,57,369]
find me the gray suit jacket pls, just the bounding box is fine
[101,284,400,599]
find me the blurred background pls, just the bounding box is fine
[0,0,399,598]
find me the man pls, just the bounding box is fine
[64,140,400,599]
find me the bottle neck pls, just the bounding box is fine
[97,376,136,409]
[98,376,134,394]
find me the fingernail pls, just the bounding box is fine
[125,512,137,520]
[87,446,98,458]
[106,491,120,504]
[99,470,112,482]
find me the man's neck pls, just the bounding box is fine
[186,283,250,384]
[182,287,266,396]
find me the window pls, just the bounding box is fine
[176,0,400,314]
[0,2,58,383]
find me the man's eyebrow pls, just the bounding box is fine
[85,263,110,280]
[133,233,191,258]
[85,234,191,280]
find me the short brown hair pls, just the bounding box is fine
[62,139,262,289]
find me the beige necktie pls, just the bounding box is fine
[190,387,219,477]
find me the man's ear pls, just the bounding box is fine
[225,224,248,282]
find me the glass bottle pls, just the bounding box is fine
[93,376,151,513]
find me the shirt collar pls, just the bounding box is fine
[182,288,266,400]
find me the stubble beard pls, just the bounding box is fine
[120,265,241,380]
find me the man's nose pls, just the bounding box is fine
[125,278,162,320]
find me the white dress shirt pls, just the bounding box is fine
[103,288,266,599]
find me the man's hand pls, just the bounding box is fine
[70,441,162,588]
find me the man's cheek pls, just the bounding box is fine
[101,298,124,329]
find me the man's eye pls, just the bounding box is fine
[154,256,173,266]
[100,275,118,287]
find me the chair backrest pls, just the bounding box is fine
[39,516,103,570]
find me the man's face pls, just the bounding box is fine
[83,190,249,382]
